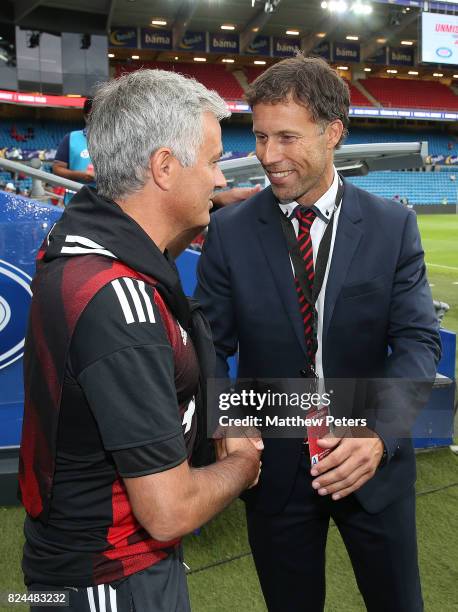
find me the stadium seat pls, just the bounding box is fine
[347,170,458,205]
[360,77,458,111]
[345,128,457,159]
[347,82,374,107]
[222,126,256,157]
[244,66,266,83]
[116,62,244,100]
[0,119,80,150]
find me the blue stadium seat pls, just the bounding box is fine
[222,126,256,157]
[0,119,81,151]
[345,128,457,159]
[347,171,457,205]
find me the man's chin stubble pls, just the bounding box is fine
[274,188,305,205]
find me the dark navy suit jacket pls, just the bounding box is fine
[195,180,441,514]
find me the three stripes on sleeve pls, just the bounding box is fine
[59,236,156,326]
[111,278,156,325]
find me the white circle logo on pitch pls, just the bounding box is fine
[0,260,32,370]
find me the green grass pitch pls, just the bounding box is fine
[417,215,458,381]
[0,215,457,612]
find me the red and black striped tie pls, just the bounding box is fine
[294,207,316,363]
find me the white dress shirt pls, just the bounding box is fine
[277,167,342,378]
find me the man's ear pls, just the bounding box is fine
[150,148,180,191]
[326,120,344,150]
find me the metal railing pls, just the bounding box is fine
[0,157,83,202]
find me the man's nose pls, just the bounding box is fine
[214,165,227,190]
[258,140,282,166]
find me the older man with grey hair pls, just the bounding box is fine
[19,69,262,612]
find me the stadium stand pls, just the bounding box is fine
[244,67,374,107]
[0,119,80,150]
[115,61,245,100]
[345,128,457,159]
[347,82,374,107]
[113,64,458,113]
[360,77,458,111]
[347,170,457,205]
[222,126,256,156]
[244,66,265,83]
[112,64,458,114]
[0,171,32,193]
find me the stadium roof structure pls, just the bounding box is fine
[219,141,429,183]
[0,0,421,55]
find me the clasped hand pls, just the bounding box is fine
[310,427,384,501]
[215,426,263,489]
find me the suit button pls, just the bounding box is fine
[299,369,308,377]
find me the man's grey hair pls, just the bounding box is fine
[87,69,230,200]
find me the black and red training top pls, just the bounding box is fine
[20,186,200,586]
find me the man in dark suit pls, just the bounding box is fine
[195,56,441,611]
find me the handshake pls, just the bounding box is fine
[215,428,264,490]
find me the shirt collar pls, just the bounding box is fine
[278,167,339,223]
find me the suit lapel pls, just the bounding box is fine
[255,187,308,357]
[323,180,363,345]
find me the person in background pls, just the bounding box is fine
[4,181,15,193]
[52,97,95,204]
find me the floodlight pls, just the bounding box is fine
[351,2,372,15]
[329,1,348,13]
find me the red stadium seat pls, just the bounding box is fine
[115,62,244,100]
[244,67,266,83]
[347,82,374,107]
[360,77,458,111]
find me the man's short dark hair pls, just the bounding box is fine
[245,55,350,146]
